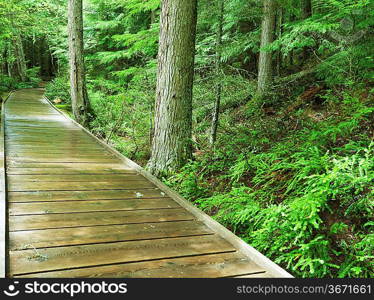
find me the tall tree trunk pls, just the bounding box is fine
[6,42,13,78]
[257,0,276,99]
[1,47,7,75]
[68,0,91,126]
[150,10,156,25]
[209,0,224,146]
[275,8,283,77]
[302,0,312,19]
[13,33,27,82]
[147,0,198,176]
[285,13,295,67]
[301,0,312,61]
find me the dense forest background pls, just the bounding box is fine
[0,0,373,278]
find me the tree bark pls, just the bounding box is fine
[301,0,312,61]
[275,8,283,77]
[257,0,276,99]
[302,0,312,19]
[209,0,224,146]
[147,0,198,176]
[1,47,7,75]
[13,33,27,82]
[68,0,91,126]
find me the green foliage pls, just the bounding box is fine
[169,90,373,278]
[0,74,17,92]
[45,75,71,104]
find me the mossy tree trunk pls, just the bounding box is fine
[68,0,91,126]
[209,0,225,146]
[301,0,312,60]
[275,8,283,77]
[257,0,276,99]
[147,0,198,176]
[13,33,27,82]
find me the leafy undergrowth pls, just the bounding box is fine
[165,88,374,278]
[0,68,41,93]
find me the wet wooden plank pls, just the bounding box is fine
[9,220,212,250]
[17,252,264,278]
[7,157,118,163]
[7,162,128,169]
[6,136,96,142]
[9,198,179,215]
[8,180,156,191]
[7,142,104,148]
[9,235,236,275]
[7,168,135,175]
[6,141,101,147]
[8,189,167,202]
[8,174,143,183]
[6,162,133,173]
[8,153,115,158]
[7,149,111,155]
[9,208,194,231]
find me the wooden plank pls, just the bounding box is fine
[8,180,156,191]
[16,252,264,278]
[9,220,212,250]
[6,145,106,151]
[6,131,92,137]
[5,125,81,130]
[8,189,167,202]
[6,141,100,146]
[7,162,126,169]
[8,174,144,183]
[6,136,95,142]
[0,91,11,278]
[7,157,118,163]
[9,198,179,215]
[6,168,135,175]
[8,153,115,158]
[9,208,194,231]
[7,162,131,170]
[9,235,236,275]
[7,149,110,155]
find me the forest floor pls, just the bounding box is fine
[159,80,373,278]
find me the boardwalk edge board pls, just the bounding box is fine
[1,90,14,278]
[42,93,293,278]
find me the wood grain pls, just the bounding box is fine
[3,89,289,278]
[9,235,236,275]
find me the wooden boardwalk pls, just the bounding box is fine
[1,89,292,278]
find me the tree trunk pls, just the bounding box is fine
[147,0,198,176]
[257,0,276,99]
[302,0,312,19]
[209,0,224,146]
[275,8,283,77]
[301,0,312,61]
[68,0,91,126]
[1,47,7,75]
[13,33,27,82]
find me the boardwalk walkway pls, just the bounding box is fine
[1,89,292,278]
